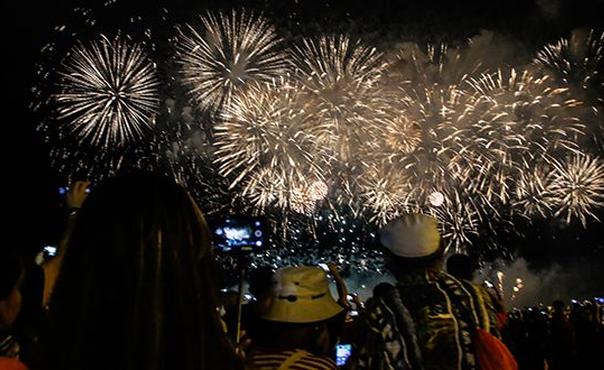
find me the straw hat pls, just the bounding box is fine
[262,266,344,323]
[379,213,441,258]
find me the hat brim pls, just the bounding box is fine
[262,294,344,323]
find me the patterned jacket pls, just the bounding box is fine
[356,270,490,370]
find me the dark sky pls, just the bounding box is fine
[3,0,604,273]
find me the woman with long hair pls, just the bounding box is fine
[36,173,241,370]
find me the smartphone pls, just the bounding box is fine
[43,245,58,259]
[335,343,353,366]
[211,216,264,253]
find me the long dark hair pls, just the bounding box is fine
[36,173,240,370]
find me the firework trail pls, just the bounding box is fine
[176,10,290,111]
[550,154,604,226]
[54,34,160,148]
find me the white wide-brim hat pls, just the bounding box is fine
[262,266,344,324]
[379,213,441,258]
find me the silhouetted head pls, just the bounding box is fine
[248,266,274,301]
[552,300,566,314]
[446,254,478,281]
[39,172,240,370]
[372,282,394,299]
[0,252,24,328]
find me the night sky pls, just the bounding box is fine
[4,0,604,291]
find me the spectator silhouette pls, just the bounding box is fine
[0,251,28,370]
[250,266,344,369]
[35,173,241,370]
[357,213,502,370]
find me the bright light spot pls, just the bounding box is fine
[428,191,445,207]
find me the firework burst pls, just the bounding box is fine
[358,163,415,226]
[53,34,160,148]
[511,163,556,219]
[535,29,604,148]
[550,154,604,226]
[535,29,604,102]
[386,42,484,88]
[176,10,290,110]
[464,69,585,204]
[292,35,387,161]
[433,195,480,254]
[214,77,328,212]
[380,42,488,208]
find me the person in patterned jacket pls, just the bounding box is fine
[446,253,504,336]
[355,213,486,370]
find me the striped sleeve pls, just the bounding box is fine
[251,349,337,370]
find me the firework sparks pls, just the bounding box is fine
[380,42,486,208]
[535,29,604,100]
[432,190,480,253]
[214,77,328,212]
[512,164,556,218]
[535,29,604,148]
[292,35,387,161]
[358,164,415,226]
[550,154,604,226]
[34,13,604,268]
[464,69,585,204]
[176,10,290,110]
[53,34,160,147]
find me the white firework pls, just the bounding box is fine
[511,163,556,218]
[176,10,290,110]
[358,163,415,226]
[54,34,160,147]
[292,34,388,161]
[550,154,604,226]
